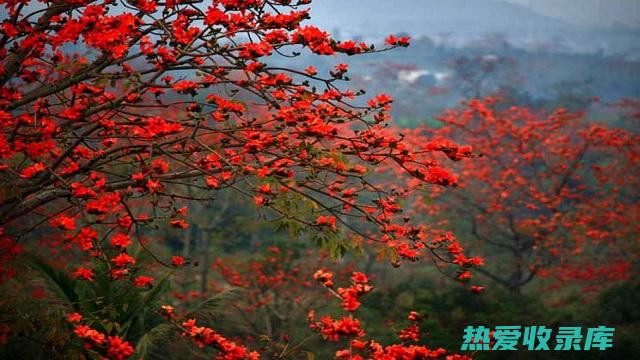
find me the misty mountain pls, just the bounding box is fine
[308,0,640,56]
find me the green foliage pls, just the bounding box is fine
[0,254,177,359]
[356,271,640,360]
[597,281,640,325]
[185,289,243,323]
[26,255,80,309]
[314,231,361,259]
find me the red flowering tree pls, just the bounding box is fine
[205,246,355,349]
[0,0,479,358]
[308,270,471,359]
[396,98,639,293]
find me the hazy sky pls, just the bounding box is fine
[504,0,640,27]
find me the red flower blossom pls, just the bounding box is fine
[50,216,76,231]
[316,215,337,230]
[254,195,266,206]
[65,313,83,323]
[205,6,229,26]
[170,219,189,229]
[146,179,162,193]
[171,80,199,94]
[73,267,95,281]
[313,269,334,288]
[160,305,176,319]
[133,275,154,288]
[74,325,105,345]
[385,34,410,47]
[106,335,134,360]
[110,268,130,280]
[171,256,186,267]
[86,193,121,215]
[398,324,420,342]
[351,272,368,284]
[311,314,365,341]
[19,163,46,178]
[205,176,220,189]
[239,42,273,59]
[292,26,335,55]
[111,253,136,267]
[110,233,132,249]
[180,318,259,359]
[76,227,98,252]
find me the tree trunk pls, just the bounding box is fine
[199,227,211,295]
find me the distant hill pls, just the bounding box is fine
[308,0,640,56]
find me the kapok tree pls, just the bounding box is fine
[307,270,471,360]
[398,98,639,293]
[207,246,355,350]
[0,0,480,358]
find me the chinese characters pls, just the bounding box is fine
[461,326,614,351]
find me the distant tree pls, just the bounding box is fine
[396,98,639,293]
[445,54,520,98]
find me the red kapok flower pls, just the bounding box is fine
[73,267,95,281]
[74,325,105,345]
[19,163,46,178]
[171,256,186,267]
[316,215,337,231]
[351,272,368,284]
[110,233,132,249]
[385,34,410,47]
[50,215,76,231]
[66,312,83,323]
[170,219,189,229]
[313,269,334,288]
[106,335,134,360]
[160,305,176,319]
[133,275,154,288]
[111,253,136,267]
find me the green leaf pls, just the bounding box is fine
[314,232,356,259]
[103,321,114,333]
[185,288,241,321]
[26,254,80,309]
[121,270,174,337]
[134,324,176,360]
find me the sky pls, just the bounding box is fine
[306,0,640,29]
[502,0,639,28]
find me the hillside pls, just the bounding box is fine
[308,0,640,55]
